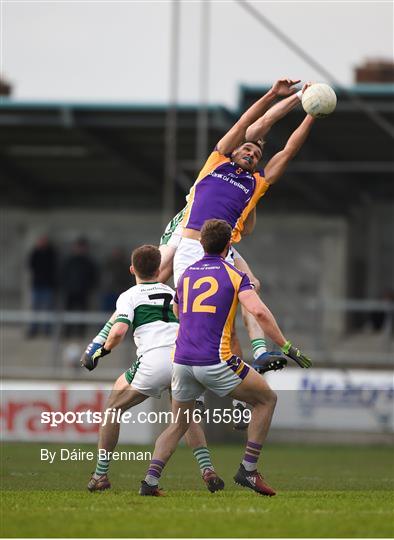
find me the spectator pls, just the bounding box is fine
[27,235,57,338]
[61,237,98,337]
[100,247,135,312]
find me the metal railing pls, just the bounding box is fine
[1,300,393,380]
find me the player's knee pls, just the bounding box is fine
[254,308,273,329]
[170,419,189,438]
[106,389,129,411]
[256,388,277,408]
[267,389,277,410]
[106,396,121,411]
[270,389,278,407]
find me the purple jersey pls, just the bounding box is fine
[182,150,270,243]
[174,255,253,366]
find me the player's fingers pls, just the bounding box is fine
[300,355,312,368]
[302,82,313,93]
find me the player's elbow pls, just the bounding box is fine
[253,306,271,326]
[110,327,127,340]
[246,119,269,141]
[245,126,258,141]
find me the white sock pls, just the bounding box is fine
[145,474,159,486]
[252,338,267,360]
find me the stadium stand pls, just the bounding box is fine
[1,85,393,377]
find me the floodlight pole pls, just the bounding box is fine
[196,0,210,168]
[163,0,180,227]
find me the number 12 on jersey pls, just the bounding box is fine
[182,276,219,314]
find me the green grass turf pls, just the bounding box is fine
[1,443,393,538]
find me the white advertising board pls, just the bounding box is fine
[265,368,394,433]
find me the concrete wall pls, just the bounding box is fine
[2,208,349,350]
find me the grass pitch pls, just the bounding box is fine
[1,443,393,538]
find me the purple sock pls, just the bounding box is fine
[242,440,262,472]
[145,459,165,486]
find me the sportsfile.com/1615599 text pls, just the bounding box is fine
[40,407,251,427]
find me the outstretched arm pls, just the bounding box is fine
[246,82,311,142]
[264,114,315,185]
[238,289,313,368]
[238,289,287,347]
[216,78,300,155]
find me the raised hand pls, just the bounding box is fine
[281,341,312,368]
[272,78,301,97]
[81,345,111,371]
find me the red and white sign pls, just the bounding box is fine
[0,381,155,443]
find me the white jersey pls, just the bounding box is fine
[115,282,178,358]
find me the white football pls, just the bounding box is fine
[301,83,337,118]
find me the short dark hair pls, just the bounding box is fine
[131,245,161,280]
[200,219,232,254]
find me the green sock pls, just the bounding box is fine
[94,320,114,345]
[251,338,267,360]
[193,447,214,473]
[94,458,110,478]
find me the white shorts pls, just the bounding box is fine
[124,346,173,399]
[171,357,250,401]
[173,237,236,287]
